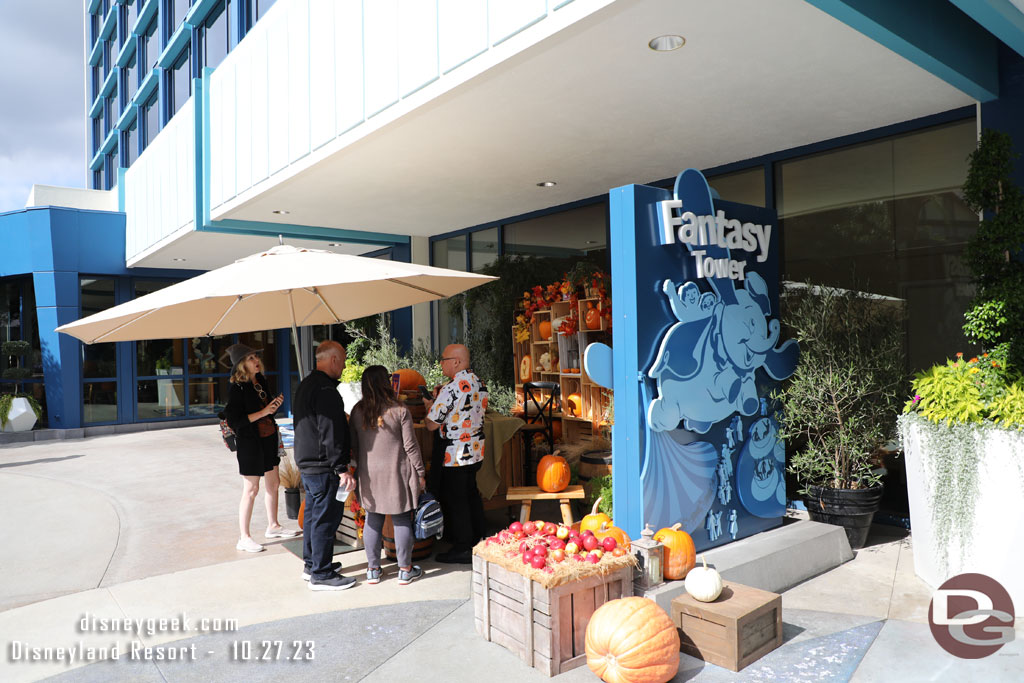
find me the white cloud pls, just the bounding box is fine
[0,0,86,213]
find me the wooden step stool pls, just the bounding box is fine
[505,485,586,527]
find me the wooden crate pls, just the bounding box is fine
[670,582,782,672]
[472,555,633,677]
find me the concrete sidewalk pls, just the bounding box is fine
[1,426,1022,681]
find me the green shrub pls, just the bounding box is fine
[905,345,1024,429]
[587,474,613,516]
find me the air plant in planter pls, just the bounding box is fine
[1,340,41,432]
[278,459,303,520]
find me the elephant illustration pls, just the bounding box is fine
[736,417,786,518]
[647,271,798,433]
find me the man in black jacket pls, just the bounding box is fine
[293,340,355,591]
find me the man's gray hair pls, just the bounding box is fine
[315,340,343,361]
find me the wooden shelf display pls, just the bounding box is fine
[513,297,612,443]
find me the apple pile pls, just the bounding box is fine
[485,520,629,572]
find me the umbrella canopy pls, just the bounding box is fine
[57,245,496,374]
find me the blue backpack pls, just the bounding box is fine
[414,492,444,540]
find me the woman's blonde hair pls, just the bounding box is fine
[231,354,263,384]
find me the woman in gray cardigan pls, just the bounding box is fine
[350,365,427,585]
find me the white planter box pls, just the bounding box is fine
[2,397,38,432]
[337,382,362,413]
[901,414,1024,606]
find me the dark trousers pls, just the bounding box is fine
[440,460,485,552]
[301,471,344,580]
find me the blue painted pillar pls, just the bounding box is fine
[391,243,414,354]
[981,45,1024,189]
[33,271,82,429]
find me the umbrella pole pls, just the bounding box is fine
[291,324,305,378]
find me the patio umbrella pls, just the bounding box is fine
[56,244,496,376]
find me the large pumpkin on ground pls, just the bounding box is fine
[394,368,426,391]
[537,453,570,493]
[585,597,680,683]
[653,523,696,580]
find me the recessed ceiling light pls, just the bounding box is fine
[585,240,597,245]
[272,209,290,215]
[328,243,341,247]
[536,181,557,187]
[172,258,187,262]
[649,35,685,51]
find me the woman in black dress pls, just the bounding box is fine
[222,343,300,552]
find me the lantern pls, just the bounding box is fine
[632,523,665,591]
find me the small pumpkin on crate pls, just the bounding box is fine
[585,596,680,683]
[685,554,723,602]
[653,523,697,580]
[536,452,570,493]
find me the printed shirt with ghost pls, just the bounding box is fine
[427,369,489,467]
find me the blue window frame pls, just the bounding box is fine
[169,46,191,118]
[143,19,159,71]
[124,52,138,106]
[167,0,191,42]
[201,0,228,71]
[91,117,102,156]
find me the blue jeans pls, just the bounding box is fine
[302,472,344,580]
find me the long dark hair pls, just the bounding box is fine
[359,365,398,430]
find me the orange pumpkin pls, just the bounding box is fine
[566,392,582,417]
[585,302,601,330]
[520,355,532,383]
[595,522,631,551]
[585,597,680,683]
[580,497,612,534]
[538,319,552,340]
[394,368,426,391]
[653,523,696,580]
[537,453,570,493]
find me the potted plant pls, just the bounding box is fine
[278,459,303,520]
[1,340,41,432]
[774,284,907,549]
[898,129,1024,605]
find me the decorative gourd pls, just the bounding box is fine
[537,453,571,493]
[566,392,582,417]
[585,302,601,330]
[580,497,612,534]
[538,319,552,340]
[595,521,632,551]
[585,597,680,683]
[520,355,532,383]
[653,523,697,580]
[684,554,723,602]
[394,368,426,391]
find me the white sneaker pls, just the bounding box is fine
[236,537,265,553]
[265,526,301,539]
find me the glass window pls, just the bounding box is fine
[137,378,185,419]
[126,0,138,30]
[104,93,114,135]
[84,380,118,423]
[169,0,191,40]
[238,330,278,373]
[471,228,499,273]
[189,376,229,416]
[188,336,232,375]
[80,278,117,380]
[144,94,159,147]
[0,279,42,382]
[125,53,138,104]
[202,1,228,70]
[170,46,191,118]
[144,20,159,71]
[125,123,138,167]
[228,0,241,50]
[105,144,118,190]
[777,119,978,372]
[708,167,766,207]
[93,169,103,190]
[504,202,608,258]
[91,117,102,155]
[91,65,101,100]
[432,237,467,348]
[256,0,276,21]
[91,14,101,44]
[104,39,113,76]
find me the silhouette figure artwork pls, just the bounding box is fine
[729,509,738,540]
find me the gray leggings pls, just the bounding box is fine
[364,511,414,569]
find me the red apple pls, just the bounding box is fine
[509,521,523,534]
[549,538,566,551]
[530,554,547,569]
[590,548,604,559]
[522,550,534,565]
[542,522,558,536]
[522,521,537,535]
[572,554,585,562]
[518,541,530,554]
[581,529,595,538]
[551,549,566,563]
[568,529,581,541]
[533,545,548,558]
[582,535,600,552]
[586,553,601,564]
[555,526,570,540]
[565,541,579,555]
[601,536,617,552]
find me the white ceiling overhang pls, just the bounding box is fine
[206,0,977,249]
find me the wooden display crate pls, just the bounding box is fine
[472,555,633,677]
[670,582,782,672]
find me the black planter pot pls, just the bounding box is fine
[805,485,883,550]
[284,488,301,520]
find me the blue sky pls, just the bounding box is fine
[0,0,84,213]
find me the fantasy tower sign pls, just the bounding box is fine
[586,169,798,550]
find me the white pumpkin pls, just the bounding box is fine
[684,554,723,602]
